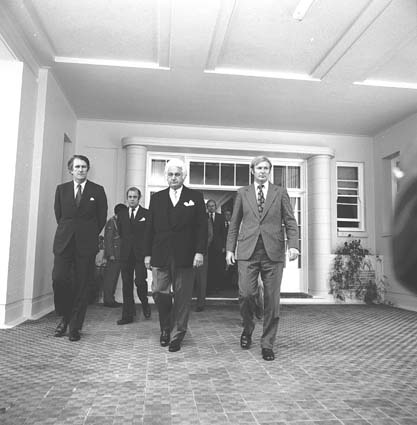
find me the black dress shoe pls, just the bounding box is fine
[160,330,170,347]
[168,338,181,352]
[68,330,81,342]
[240,332,252,349]
[54,319,68,337]
[262,348,275,361]
[142,303,151,319]
[117,318,133,325]
[103,302,121,308]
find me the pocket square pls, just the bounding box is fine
[139,217,146,221]
[184,200,195,206]
[89,197,95,201]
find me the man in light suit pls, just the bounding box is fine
[117,187,151,325]
[144,159,207,352]
[52,155,108,341]
[226,156,299,361]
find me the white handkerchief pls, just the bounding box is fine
[89,197,95,201]
[184,200,195,207]
[139,217,146,221]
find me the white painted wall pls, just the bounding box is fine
[374,113,417,311]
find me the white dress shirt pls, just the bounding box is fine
[73,180,87,197]
[169,186,183,206]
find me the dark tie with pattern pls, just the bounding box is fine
[75,184,82,207]
[257,184,265,215]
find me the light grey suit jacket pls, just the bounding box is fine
[226,183,299,262]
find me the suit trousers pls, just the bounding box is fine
[120,251,148,320]
[237,236,284,349]
[102,259,121,304]
[152,257,195,342]
[52,236,95,332]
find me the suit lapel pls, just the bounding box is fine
[261,184,279,219]
[245,185,259,218]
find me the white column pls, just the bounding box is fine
[122,139,147,200]
[307,154,332,297]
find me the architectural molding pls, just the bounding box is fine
[158,0,172,68]
[122,136,334,158]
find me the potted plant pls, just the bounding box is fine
[329,239,388,303]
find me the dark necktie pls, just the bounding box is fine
[130,208,135,223]
[210,213,214,223]
[257,184,265,215]
[75,184,82,207]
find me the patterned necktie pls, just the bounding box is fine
[257,184,265,215]
[75,184,82,207]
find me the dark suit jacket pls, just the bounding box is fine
[144,185,208,267]
[103,216,121,260]
[208,212,226,252]
[119,206,149,261]
[53,180,108,256]
[226,183,298,262]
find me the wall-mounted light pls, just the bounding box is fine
[293,0,316,21]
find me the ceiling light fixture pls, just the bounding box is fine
[293,0,316,21]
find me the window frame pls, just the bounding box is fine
[336,161,365,232]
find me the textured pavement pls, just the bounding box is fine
[1,303,417,425]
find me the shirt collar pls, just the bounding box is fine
[74,180,87,191]
[255,181,269,191]
[170,186,183,196]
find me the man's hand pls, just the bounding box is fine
[288,248,299,261]
[144,256,152,270]
[226,251,235,266]
[193,253,204,268]
[109,255,115,261]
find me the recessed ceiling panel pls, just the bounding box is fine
[370,37,417,83]
[216,0,371,74]
[31,0,158,61]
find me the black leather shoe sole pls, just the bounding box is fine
[262,348,275,361]
[117,318,133,325]
[240,332,252,349]
[168,339,181,352]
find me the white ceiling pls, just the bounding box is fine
[2,0,417,136]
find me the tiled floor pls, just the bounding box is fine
[1,302,417,425]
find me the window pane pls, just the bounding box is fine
[337,204,358,219]
[338,221,360,228]
[337,166,358,180]
[338,189,357,196]
[337,196,358,204]
[287,166,300,188]
[236,164,249,186]
[150,159,166,185]
[190,162,204,185]
[206,162,220,185]
[273,166,286,186]
[221,163,234,186]
[338,181,358,189]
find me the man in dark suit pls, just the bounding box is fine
[206,199,226,295]
[102,203,127,307]
[144,158,207,352]
[52,154,108,341]
[117,187,151,325]
[226,156,299,361]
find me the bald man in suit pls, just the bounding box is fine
[226,156,299,361]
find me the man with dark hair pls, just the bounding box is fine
[144,159,207,352]
[206,199,226,295]
[226,156,299,361]
[52,154,108,341]
[102,203,127,307]
[117,187,151,325]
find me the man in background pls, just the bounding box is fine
[102,203,127,307]
[52,154,108,342]
[117,188,151,325]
